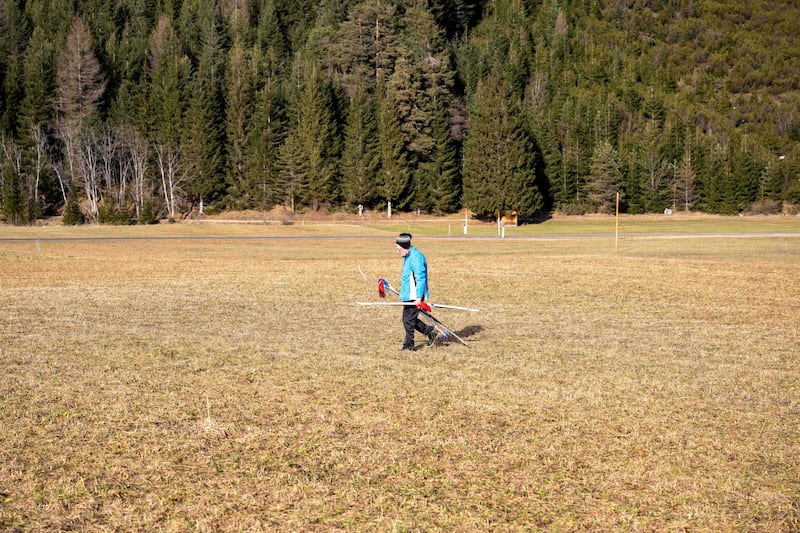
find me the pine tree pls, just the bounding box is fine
[427,102,460,214]
[586,139,622,214]
[675,146,696,212]
[277,131,303,212]
[340,85,379,210]
[19,27,56,130]
[146,14,190,147]
[255,0,288,76]
[181,7,228,208]
[335,0,398,92]
[0,0,29,136]
[726,148,760,213]
[284,65,341,210]
[224,37,255,209]
[106,0,155,128]
[62,183,85,224]
[243,72,286,211]
[462,74,542,218]
[1,152,24,223]
[388,4,455,181]
[376,84,410,210]
[637,117,670,212]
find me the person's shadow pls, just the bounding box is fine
[454,325,483,341]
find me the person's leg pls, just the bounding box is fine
[415,317,438,346]
[402,305,417,350]
[415,317,434,336]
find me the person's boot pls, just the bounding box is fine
[426,329,440,347]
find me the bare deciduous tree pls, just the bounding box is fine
[30,122,48,207]
[79,131,101,222]
[121,126,149,220]
[154,141,185,220]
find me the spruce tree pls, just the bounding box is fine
[340,85,379,210]
[62,185,85,224]
[243,73,286,211]
[0,0,29,136]
[224,37,255,209]
[427,102,460,214]
[146,15,190,147]
[376,84,410,211]
[19,27,56,131]
[285,65,340,210]
[586,139,622,214]
[181,7,228,208]
[1,161,24,223]
[462,74,542,219]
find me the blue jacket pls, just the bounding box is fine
[400,246,429,301]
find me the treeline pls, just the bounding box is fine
[1,0,799,224]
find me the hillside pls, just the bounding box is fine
[0,0,798,224]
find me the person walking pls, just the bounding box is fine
[395,233,438,351]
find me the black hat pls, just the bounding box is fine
[396,233,412,249]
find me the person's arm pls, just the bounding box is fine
[412,253,428,301]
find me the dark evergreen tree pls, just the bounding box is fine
[427,101,460,214]
[282,64,341,210]
[19,27,57,129]
[146,14,190,146]
[586,139,622,214]
[376,83,410,210]
[1,156,25,223]
[224,37,255,208]
[275,0,316,56]
[340,84,379,210]
[242,72,286,210]
[181,5,228,208]
[724,148,761,213]
[637,117,670,213]
[1,0,30,136]
[106,0,155,128]
[462,73,542,218]
[255,0,288,70]
[62,183,85,224]
[334,0,398,93]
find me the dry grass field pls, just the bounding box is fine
[1,218,799,531]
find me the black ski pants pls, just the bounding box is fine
[402,304,433,349]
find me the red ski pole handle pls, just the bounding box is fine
[378,279,386,298]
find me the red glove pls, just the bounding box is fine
[378,279,386,299]
[416,301,431,312]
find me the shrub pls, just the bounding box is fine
[98,202,133,225]
[62,190,85,225]
[138,201,159,224]
[746,199,782,215]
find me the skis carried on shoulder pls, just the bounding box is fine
[357,265,476,347]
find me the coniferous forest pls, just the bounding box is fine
[1,0,799,224]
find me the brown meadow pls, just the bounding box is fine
[1,219,799,531]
